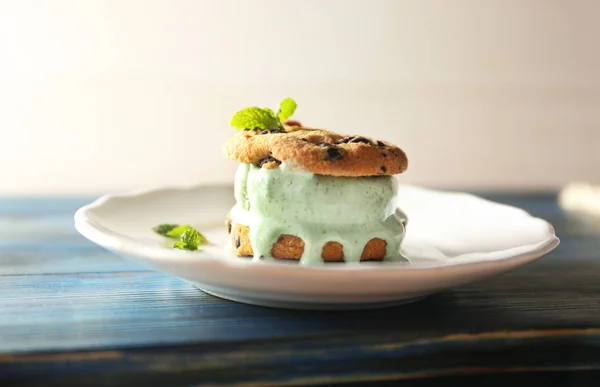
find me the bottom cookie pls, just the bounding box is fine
[226,217,386,262]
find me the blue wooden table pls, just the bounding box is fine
[1,193,600,386]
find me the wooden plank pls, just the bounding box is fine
[0,249,143,275]
[1,329,599,386]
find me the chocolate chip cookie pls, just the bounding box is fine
[222,126,408,177]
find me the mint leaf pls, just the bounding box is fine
[166,225,192,238]
[230,107,281,130]
[277,98,297,122]
[181,229,206,251]
[152,224,179,236]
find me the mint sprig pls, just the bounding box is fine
[177,229,205,251]
[230,98,297,131]
[152,223,208,251]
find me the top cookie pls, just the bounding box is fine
[222,125,408,177]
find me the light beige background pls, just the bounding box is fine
[1,0,599,195]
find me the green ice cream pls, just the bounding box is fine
[230,163,407,264]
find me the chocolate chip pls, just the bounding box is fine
[325,146,343,161]
[256,156,282,168]
[381,153,387,158]
[301,138,308,142]
[338,136,371,145]
[349,136,371,144]
[227,222,232,234]
[376,141,386,148]
[234,236,241,249]
[259,129,283,135]
[381,166,387,173]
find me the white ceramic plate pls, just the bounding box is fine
[74,184,559,310]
